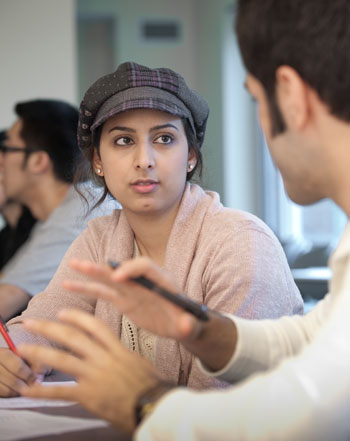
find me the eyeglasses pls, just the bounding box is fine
[0,143,37,154]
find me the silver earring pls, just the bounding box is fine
[96,168,101,174]
[188,164,194,171]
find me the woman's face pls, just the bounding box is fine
[94,108,196,218]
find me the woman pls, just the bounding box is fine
[0,62,303,395]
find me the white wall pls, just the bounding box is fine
[77,0,197,91]
[0,0,77,128]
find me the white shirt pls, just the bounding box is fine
[136,222,350,441]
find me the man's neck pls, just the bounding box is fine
[26,179,71,222]
[325,122,350,217]
[315,112,350,217]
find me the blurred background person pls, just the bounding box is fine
[0,99,116,321]
[0,130,37,272]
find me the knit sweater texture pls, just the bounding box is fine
[6,183,303,388]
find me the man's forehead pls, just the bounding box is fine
[6,118,24,144]
[7,119,22,134]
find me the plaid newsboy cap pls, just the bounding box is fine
[78,61,209,150]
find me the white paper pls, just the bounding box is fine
[0,409,109,441]
[0,381,76,408]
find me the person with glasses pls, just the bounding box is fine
[0,130,37,271]
[0,99,116,322]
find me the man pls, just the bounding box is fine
[0,130,37,271]
[15,0,349,440]
[0,99,115,321]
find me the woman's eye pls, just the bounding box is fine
[114,136,133,146]
[154,134,173,144]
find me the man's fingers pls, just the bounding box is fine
[21,318,111,362]
[18,344,86,380]
[20,382,78,402]
[56,309,126,355]
[70,257,178,295]
[62,279,117,302]
[69,259,112,281]
[111,257,178,293]
[178,314,204,341]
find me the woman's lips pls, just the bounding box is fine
[131,180,159,193]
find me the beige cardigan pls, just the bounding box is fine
[6,184,303,388]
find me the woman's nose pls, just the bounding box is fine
[134,143,155,170]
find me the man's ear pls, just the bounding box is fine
[26,150,51,174]
[275,66,311,131]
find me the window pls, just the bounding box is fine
[223,6,347,303]
[261,135,347,259]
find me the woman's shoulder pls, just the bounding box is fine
[199,190,275,237]
[86,209,123,235]
[185,184,276,242]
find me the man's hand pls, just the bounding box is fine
[64,257,238,372]
[0,348,38,397]
[64,257,201,341]
[19,310,168,434]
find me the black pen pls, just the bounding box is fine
[108,260,209,321]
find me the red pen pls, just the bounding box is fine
[0,314,20,357]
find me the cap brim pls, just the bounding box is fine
[91,86,194,132]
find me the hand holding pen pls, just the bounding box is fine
[64,256,209,341]
[0,314,38,397]
[107,260,209,321]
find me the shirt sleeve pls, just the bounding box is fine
[0,219,83,296]
[198,294,331,383]
[0,187,116,296]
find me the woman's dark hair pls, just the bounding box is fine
[74,115,203,209]
[236,0,350,135]
[15,99,83,183]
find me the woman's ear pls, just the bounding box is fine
[187,148,197,169]
[93,149,104,177]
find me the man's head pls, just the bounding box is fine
[235,0,350,208]
[236,0,350,134]
[0,99,80,204]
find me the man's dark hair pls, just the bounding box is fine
[236,0,350,133]
[15,99,82,183]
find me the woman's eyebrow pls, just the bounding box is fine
[108,126,136,133]
[150,123,179,132]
